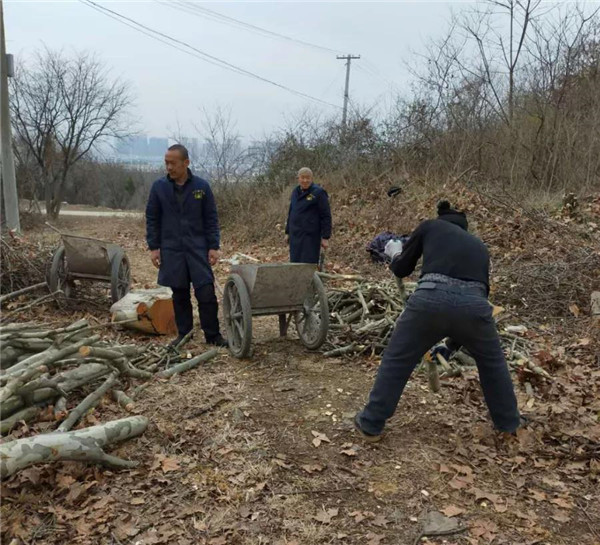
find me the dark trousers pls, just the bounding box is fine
[171,283,221,341]
[289,232,320,264]
[358,284,520,434]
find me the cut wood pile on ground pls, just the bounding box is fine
[0,319,219,478]
[323,278,552,382]
[0,231,131,317]
[0,232,52,294]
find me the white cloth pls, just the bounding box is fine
[384,239,403,260]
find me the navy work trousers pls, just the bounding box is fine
[171,283,221,342]
[358,283,520,434]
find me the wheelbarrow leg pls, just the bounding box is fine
[278,313,291,337]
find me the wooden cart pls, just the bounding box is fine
[48,230,131,304]
[223,263,329,358]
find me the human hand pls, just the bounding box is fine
[208,249,220,266]
[384,239,403,260]
[150,249,161,268]
[285,234,289,245]
[321,238,329,250]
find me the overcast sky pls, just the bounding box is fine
[5,1,458,143]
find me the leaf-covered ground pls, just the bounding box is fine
[2,189,599,544]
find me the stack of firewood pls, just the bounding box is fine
[322,278,551,381]
[323,279,413,358]
[0,320,219,478]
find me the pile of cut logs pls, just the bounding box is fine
[0,320,218,478]
[324,279,413,358]
[322,278,552,382]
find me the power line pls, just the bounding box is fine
[157,0,402,110]
[79,0,340,109]
[162,0,344,55]
[361,59,401,91]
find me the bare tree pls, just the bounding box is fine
[10,48,134,218]
[465,0,543,124]
[195,106,252,183]
[401,1,599,190]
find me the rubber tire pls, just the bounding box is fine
[48,246,72,298]
[223,273,253,358]
[296,272,329,350]
[110,249,131,303]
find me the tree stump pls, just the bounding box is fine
[110,287,177,335]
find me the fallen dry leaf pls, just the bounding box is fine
[366,533,385,545]
[19,467,43,485]
[441,505,466,517]
[311,430,331,447]
[161,456,180,473]
[470,518,498,541]
[56,474,76,489]
[550,497,574,510]
[301,464,324,474]
[113,520,139,541]
[372,515,390,527]
[551,512,571,523]
[449,476,471,490]
[450,464,473,476]
[529,489,547,502]
[468,487,501,505]
[349,510,366,523]
[314,507,339,524]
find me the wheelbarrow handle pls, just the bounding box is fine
[318,250,327,273]
[45,222,63,236]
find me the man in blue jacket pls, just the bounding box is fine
[285,167,332,263]
[146,144,226,347]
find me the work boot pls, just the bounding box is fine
[353,414,382,444]
[169,333,192,348]
[206,334,228,348]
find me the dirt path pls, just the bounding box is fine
[2,217,598,545]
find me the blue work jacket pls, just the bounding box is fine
[285,183,332,264]
[146,170,220,289]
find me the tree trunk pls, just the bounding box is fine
[0,416,149,478]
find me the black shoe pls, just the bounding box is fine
[169,333,192,348]
[206,335,228,348]
[512,414,531,434]
[354,414,382,443]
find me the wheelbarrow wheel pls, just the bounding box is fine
[223,273,252,358]
[295,272,329,350]
[48,246,72,298]
[110,249,131,303]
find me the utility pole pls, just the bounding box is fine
[0,0,20,233]
[336,54,360,129]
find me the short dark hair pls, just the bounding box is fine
[168,144,189,161]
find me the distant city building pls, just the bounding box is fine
[148,137,168,157]
[109,134,270,176]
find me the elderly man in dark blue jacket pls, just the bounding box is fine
[285,167,332,264]
[146,144,226,347]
